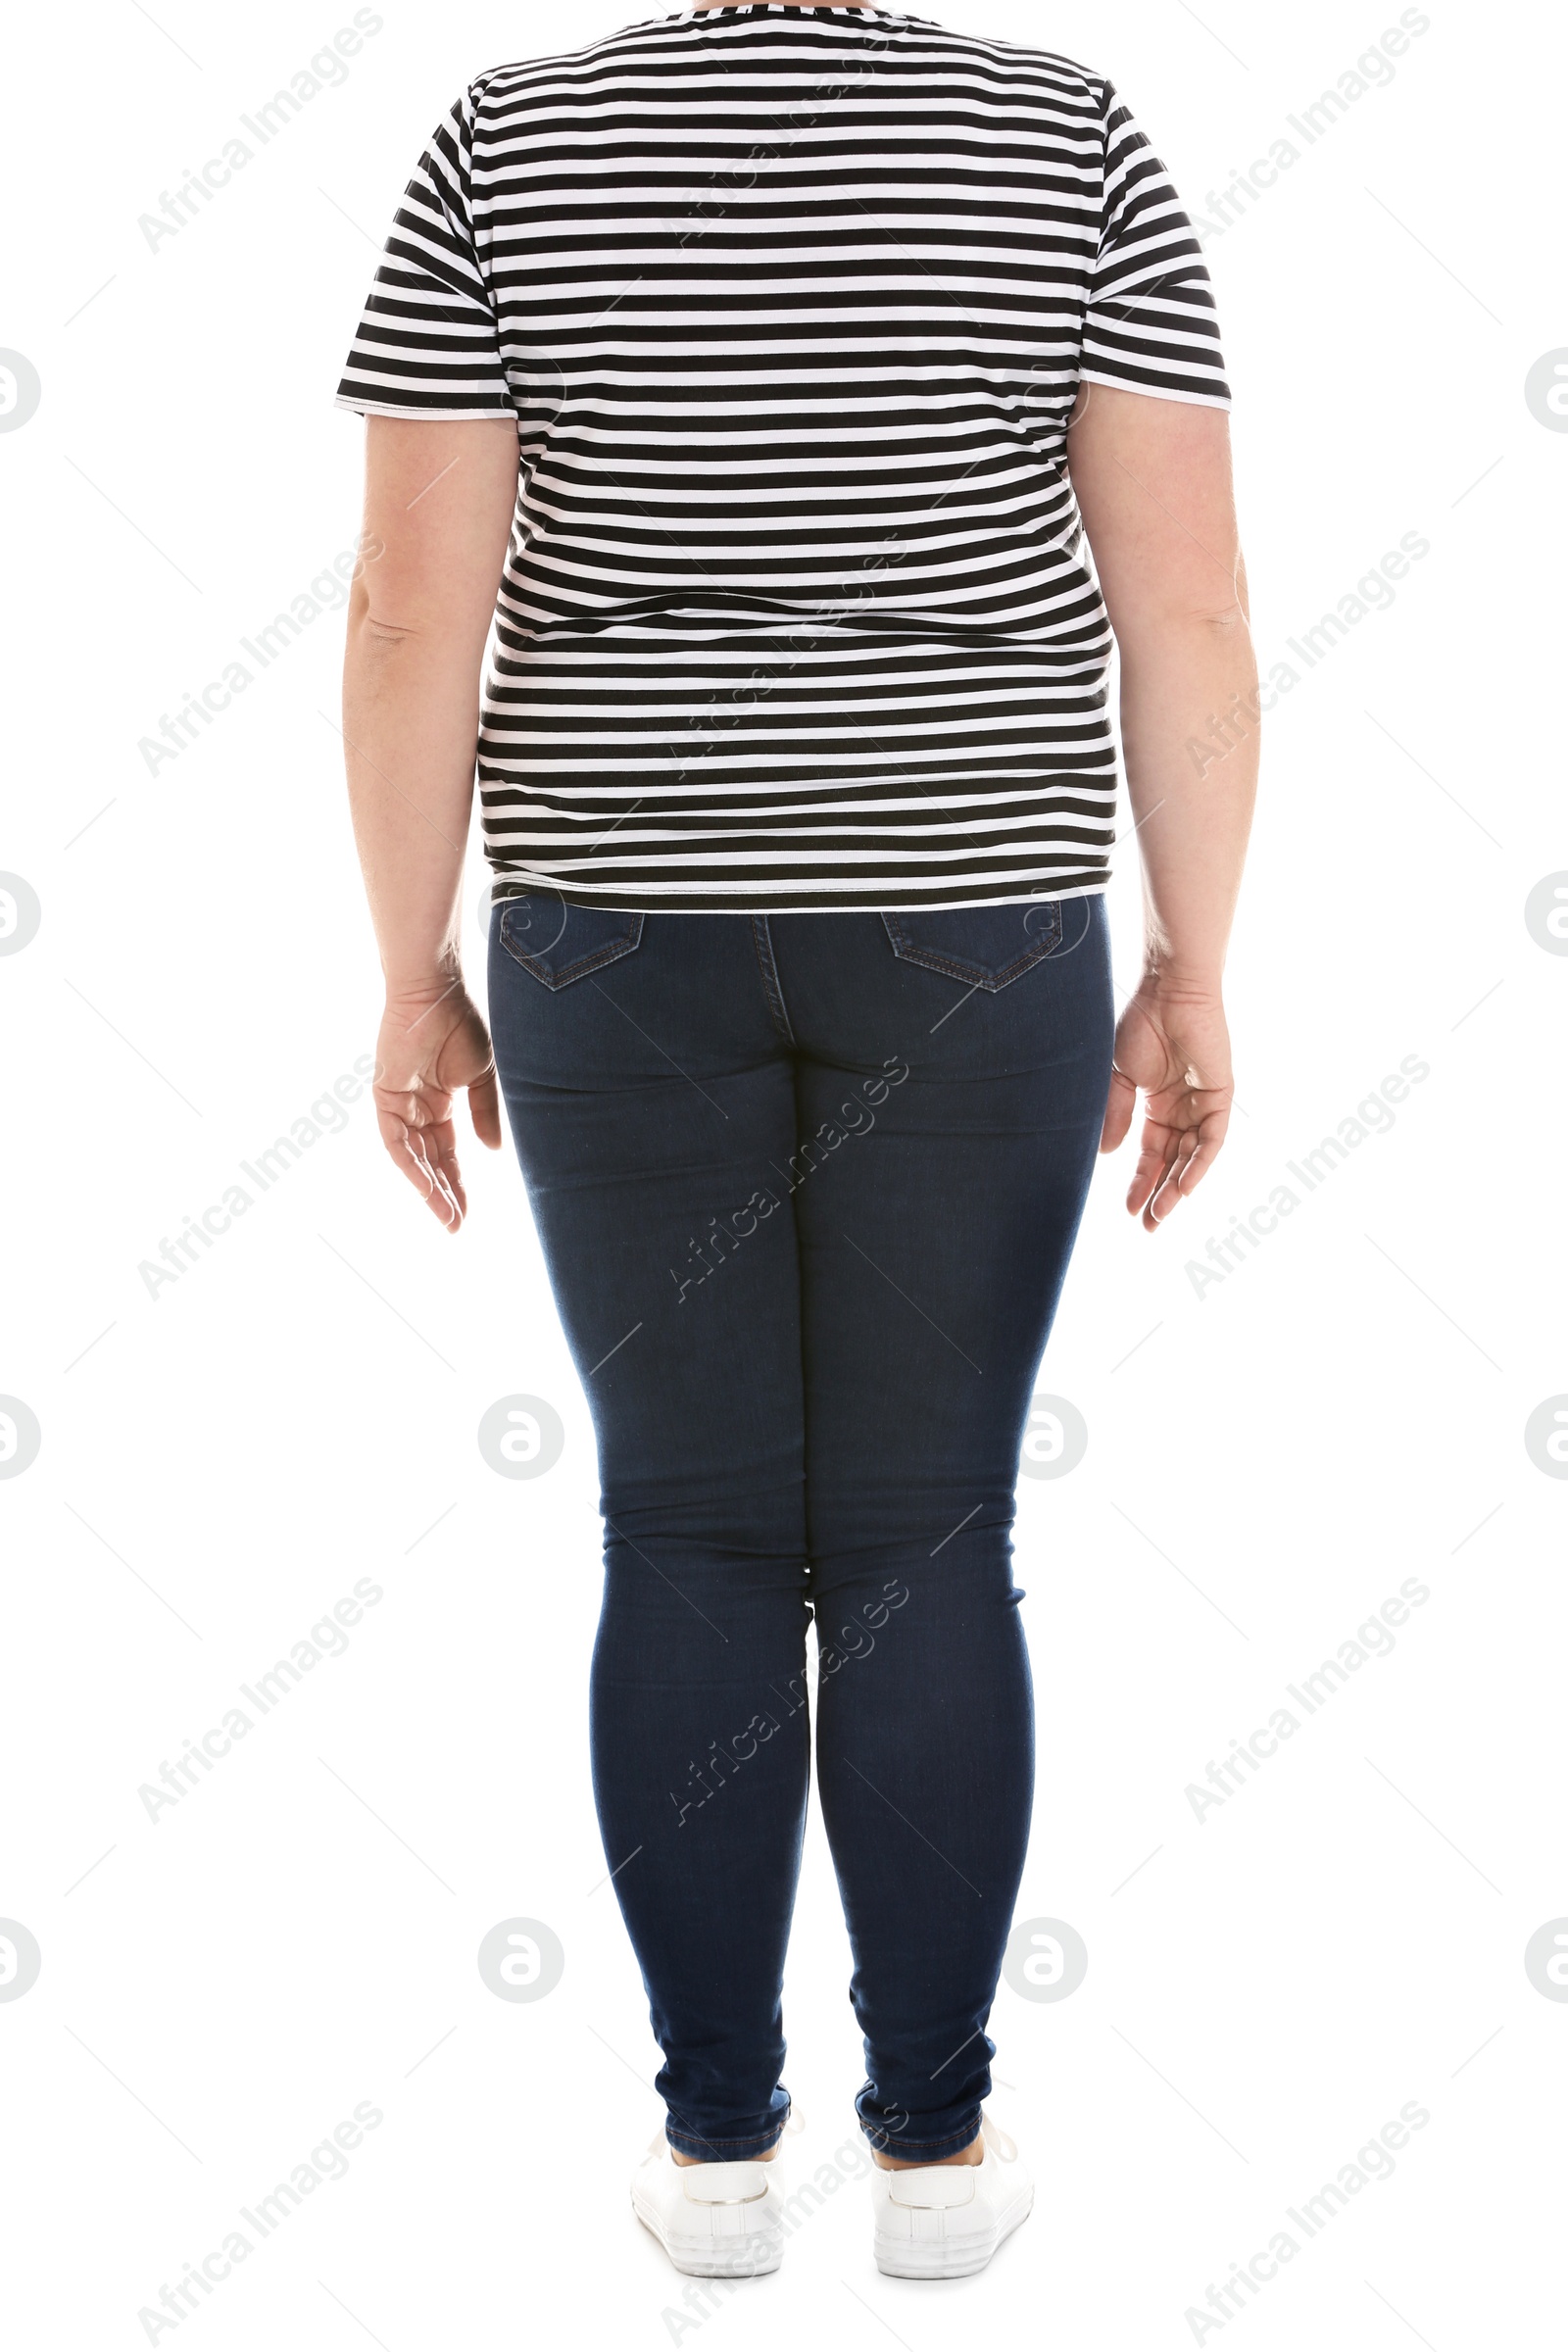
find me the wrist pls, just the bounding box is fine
[1139,959,1225,1005]
[383,966,464,1014]
[381,934,461,989]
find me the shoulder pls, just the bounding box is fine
[464,16,704,113]
[459,16,1117,117]
[893,16,1111,106]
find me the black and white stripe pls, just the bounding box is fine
[337,3,1229,910]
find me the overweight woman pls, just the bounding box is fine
[337,0,1256,2282]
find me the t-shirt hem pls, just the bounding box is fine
[334,394,517,420]
[1076,369,1232,411]
[484,877,1112,914]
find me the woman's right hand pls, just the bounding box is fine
[371,981,504,1230]
[1100,976,1234,1234]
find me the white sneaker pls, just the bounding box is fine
[631,2132,787,2278]
[870,2115,1033,2278]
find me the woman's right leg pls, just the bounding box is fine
[770,901,1115,2163]
[487,901,811,2160]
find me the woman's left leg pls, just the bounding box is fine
[488,903,814,2159]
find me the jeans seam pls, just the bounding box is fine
[749,913,796,1044]
[666,2120,789,2155]
[862,2116,982,2157]
[665,2132,786,2150]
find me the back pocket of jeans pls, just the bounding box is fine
[881,902,1063,991]
[498,896,645,990]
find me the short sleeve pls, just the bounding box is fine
[335,86,514,419]
[1082,81,1230,410]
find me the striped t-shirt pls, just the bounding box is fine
[336,3,1229,910]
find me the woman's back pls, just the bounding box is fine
[338,2,1230,910]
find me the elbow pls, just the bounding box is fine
[1190,602,1251,639]
[1187,605,1259,691]
[1128,551,1251,640]
[1194,553,1250,635]
[1112,604,1252,650]
[1104,558,1251,650]
[345,586,466,661]
[1114,591,1254,659]
[358,614,428,652]
[345,578,425,648]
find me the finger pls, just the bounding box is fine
[1149,1104,1226,1225]
[468,1063,504,1151]
[378,1109,461,1228]
[1125,1116,1178,1217]
[434,1170,466,1229]
[431,1132,469,1228]
[417,1142,463,1229]
[417,1121,465,1229]
[376,1106,434,1197]
[1144,1132,1201,1229]
[405,1133,460,1228]
[1099,1066,1136,1154]
[1172,1113,1233,1197]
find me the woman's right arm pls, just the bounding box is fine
[1064,380,1259,1233]
[342,415,519,1227]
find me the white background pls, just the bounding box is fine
[2,0,1565,2344]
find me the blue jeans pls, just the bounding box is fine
[487,896,1114,2160]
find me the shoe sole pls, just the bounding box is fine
[873,2185,1033,2278]
[631,2187,783,2278]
